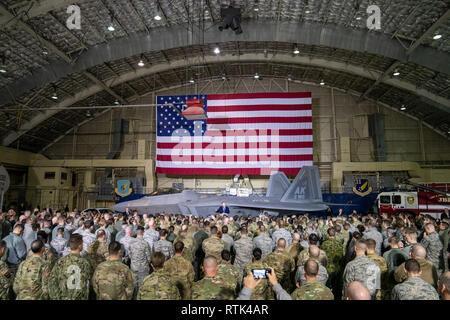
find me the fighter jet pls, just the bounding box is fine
[112,166,328,217]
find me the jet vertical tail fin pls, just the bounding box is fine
[280,166,323,203]
[266,171,291,199]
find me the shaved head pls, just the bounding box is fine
[346,281,371,300]
[410,244,426,259]
[292,233,300,242]
[355,239,367,253]
[277,238,286,249]
[203,256,219,277]
[308,245,320,259]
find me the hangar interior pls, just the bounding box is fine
[0,0,449,211]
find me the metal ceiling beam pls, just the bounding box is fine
[359,8,450,103]
[0,3,71,64]
[3,53,449,147]
[406,8,450,55]
[0,2,127,108]
[2,21,450,106]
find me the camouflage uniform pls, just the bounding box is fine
[421,232,444,274]
[50,236,67,257]
[391,276,439,300]
[154,239,174,260]
[0,260,12,299]
[321,238,343,276]
[264,249,295,292]
[119,235,135,258]
[87,240,109,271]
[297,249,328,268]
[233,236,254,282]
[291,280,334,300]
[143,228,159,253]
[342,255,381,299]
[439,227,449,272]
[81,230,96,254]
[92,259,134,300]
[221,233,234,252]
[243,260,271,300]
[295,261,328,286]
[173,234,194,263]
[129,237,152,288]
[202,235,226,261]
[363,228,383,256]
[394,258,439,288]
[13,255,51,300]
[48,253,92,300]
[191,275,235,300]
[286,242,304,263]
[164,255,194,299]
[271,227,292,250]
[253,233,273,260]
[217,260,240,295]
[137,269,180,300]
[367,253,389,300]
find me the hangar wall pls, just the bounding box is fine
[2,79,450,209]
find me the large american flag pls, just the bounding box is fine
[155,92,313,175]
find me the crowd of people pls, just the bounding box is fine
[0,204,449,300]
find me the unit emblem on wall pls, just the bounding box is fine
[353,179,372,197]
[407,196,415,205]
[115,180,132,197]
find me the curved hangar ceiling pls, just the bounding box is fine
[0,0,449,154]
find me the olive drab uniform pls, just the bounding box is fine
[48,253,92,300]
[13,255,51,300]
[92,259,134,300]
[164,255,195,299]
[291,280,334,300]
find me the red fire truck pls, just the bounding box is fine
[377,183,450,218]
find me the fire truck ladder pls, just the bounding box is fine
[397,178,449,196]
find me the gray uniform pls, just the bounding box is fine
[119,235,136,257]
[129,237,152,287]
[420,232,443,273]
[23,231,37,252]
[221,233,234,252]
[363,227,383,256]
[50,236,68,257]
[81,230,96,254]
[391,276,439,300]
[143,229,159,253]
[295,262,329,286]
[95,226,111,244]
[153,239,173,260]
[3,233,27,266]
[342,255,381,299]
[253,234,273,259]
[233,236,253,282]
[271,228,292,250]
[52,225,70,241]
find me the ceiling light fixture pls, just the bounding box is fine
[86,110,91,117]
[51,86,58,100]
[0,68,6,73]
[214,47,220,54]
[356,16,362,20]
[254,73,260,79]
[138,59,145,67]
[393,71,400,76]
[189,78,195,83]
[154,14,162,21]
[433,34,442,40]
[400,105,406,111]
[288,75,292,81]
[114,100,119,105]
[320,80,325,86]
[293,48,300,54]
[107,23,115,31]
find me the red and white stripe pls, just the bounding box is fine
[156,92,313,175]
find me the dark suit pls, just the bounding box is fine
[216,206,230,214]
